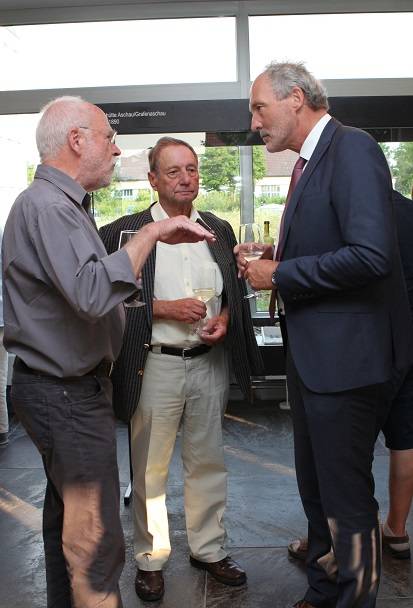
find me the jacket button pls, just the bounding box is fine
[138,369,144,376]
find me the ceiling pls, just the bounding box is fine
[0,0,208,8]
[1,0,411,11]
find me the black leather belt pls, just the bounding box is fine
[14,357,113,378]
[149,344,211,359]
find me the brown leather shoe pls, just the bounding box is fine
[288,537,308,561]
[189,555,247,586]
[293,601,318,608]
[135,569,164,601]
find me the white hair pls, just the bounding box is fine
[36,95,90,161]
[265,61,329,111]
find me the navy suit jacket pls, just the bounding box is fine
[276,118,412,393]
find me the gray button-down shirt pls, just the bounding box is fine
[2,165,139,377]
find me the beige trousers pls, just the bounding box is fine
[131,345,229,571]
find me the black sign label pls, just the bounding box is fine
[99,99,251,134]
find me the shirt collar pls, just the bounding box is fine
[150,200,200,222]
[34,164,88,208]
[300,113,332,162]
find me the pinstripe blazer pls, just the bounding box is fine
[99,205,263,422]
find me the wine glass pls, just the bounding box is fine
[118,230,146,308]
[239,223,266,299]
[191,264,217,335]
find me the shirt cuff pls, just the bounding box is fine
[101,248,139,287]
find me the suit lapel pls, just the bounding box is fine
[138,209,156,327]
[199,212,231,272]
[280,118,341,255]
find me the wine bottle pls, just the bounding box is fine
[263,221,274,245]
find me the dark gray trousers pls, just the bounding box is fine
[287,349,391,608]
[11,365,124,608]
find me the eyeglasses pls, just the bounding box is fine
[78,126,117,145]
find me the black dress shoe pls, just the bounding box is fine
[189,555,246,586]
[135,568,164,601]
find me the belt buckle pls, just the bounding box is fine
[182,348,192,360]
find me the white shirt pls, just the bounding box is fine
[150,202,223,347]
[300,113,332,166]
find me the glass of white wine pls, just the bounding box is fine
[239,223,266,299]
[192,264,216,335]
[118,230,146,308]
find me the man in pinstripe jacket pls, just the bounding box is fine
[99,137,262,602]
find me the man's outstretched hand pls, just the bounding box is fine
[153,215,216,245]
[123,217,216,278]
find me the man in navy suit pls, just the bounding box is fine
[287,190,413,563]
[236,62,412,608]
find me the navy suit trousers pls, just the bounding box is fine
[287,348,391,608]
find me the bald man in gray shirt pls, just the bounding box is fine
[2,96,214,608]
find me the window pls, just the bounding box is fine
[92,133,241,239]
[252,145,293,315]
[249,13,413,80]
[260,185,280,197]
[0,17,236,91]
[2,110,411,320]
[115,189,134,200]
[0,113,39,227]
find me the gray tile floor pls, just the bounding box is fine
[0,400,412,607]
